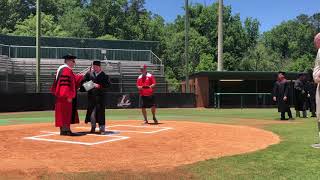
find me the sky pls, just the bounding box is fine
[145,0,320,32]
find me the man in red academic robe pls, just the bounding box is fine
[51,55,84,136]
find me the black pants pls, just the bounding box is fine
[281,109,293,120]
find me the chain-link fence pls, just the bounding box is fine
[0,44,162,64]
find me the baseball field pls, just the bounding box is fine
[0,108,320,180]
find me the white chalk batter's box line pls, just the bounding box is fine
[23,125,173,146]
[76,125,173,134]
[24,132,130,146]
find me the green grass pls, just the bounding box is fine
[1,108,320,179]
[188,119,320,180]
[0,108,280,125]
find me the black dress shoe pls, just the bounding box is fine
[60,131,71,136]
[90,127,96,133]
[100,131,108,135]
[61,131,83,136]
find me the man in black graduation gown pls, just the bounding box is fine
[81,60,111,134]
[294,73,308,118]
[306,69,317,117]
[273,71,293,120]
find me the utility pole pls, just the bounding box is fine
[217,0,223,71]
[36,0,41,92]
[185,0,190,93]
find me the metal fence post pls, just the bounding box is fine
[9,45,11,59]
[77,49,79,59]
[14,47,17,58]
[240,95,243,109]
[119,62,123,93]
[162,65,164,76]
[216,94,219,108]
[5,59,8,92]
[24,60,26,91]
[218,94,221,108]
[6,46,10,92]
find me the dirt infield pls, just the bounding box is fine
[0,120,280,177]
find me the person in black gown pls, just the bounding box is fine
[81,61,111,134]
[272,71,293,120]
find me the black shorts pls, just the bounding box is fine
[141,95,156,108]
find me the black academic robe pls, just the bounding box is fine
[273,79,290,112]
[306,81,317,112]
[80,71,111,125]
[294,79,307,111]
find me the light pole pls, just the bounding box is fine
[217,0,223,71]
[185,0,189,93]
[36,0,41,92]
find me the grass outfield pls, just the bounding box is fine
[1,108,320,179]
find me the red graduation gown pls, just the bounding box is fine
[51,66,83,127]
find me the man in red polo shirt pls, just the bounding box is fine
[136,64,158,124]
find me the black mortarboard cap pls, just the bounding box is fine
[93,60,101,66]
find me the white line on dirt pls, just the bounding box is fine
[24,133,130,146]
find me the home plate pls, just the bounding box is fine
[24,132,129,146]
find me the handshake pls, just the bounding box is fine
[93,83,100,88]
